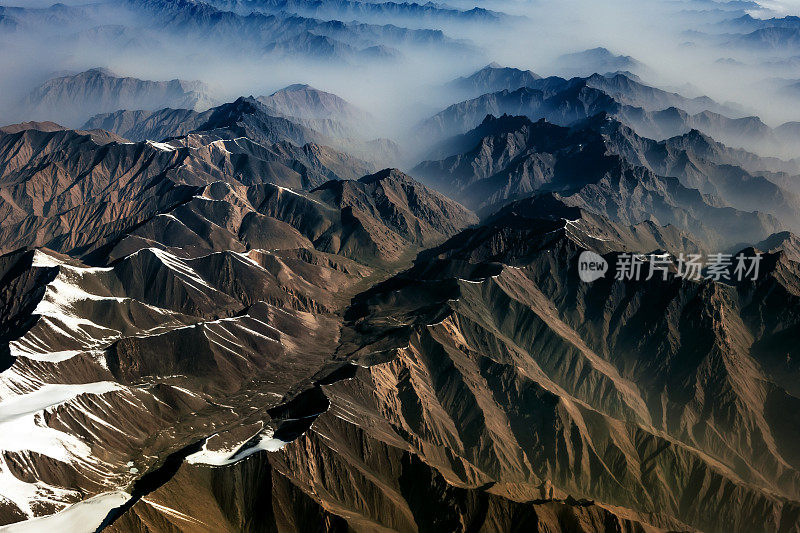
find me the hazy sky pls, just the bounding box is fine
[2,0,800,135]
[750,0,800,15]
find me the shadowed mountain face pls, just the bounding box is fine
[413,113,789,248]
[419,72,800,158]
[191,96,327,147]
[581,73,739,116]
[417,83,615,143]
[82,108,213,142]
[756,231,800,262]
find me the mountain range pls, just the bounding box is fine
[1,118,799,531]
[0,0,480,77]
[82,90,401,167]
[18,68,216,129]
[414,113,789,247]
[204,0,519,27]
[122,0,473,62]
[3,0,800,531]
[418,69,800,159]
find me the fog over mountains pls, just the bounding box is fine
[2,0,800,532]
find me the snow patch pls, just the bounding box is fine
[141,498,208,526]
[206,139,232,155]
[30,250,62,268]
[146,140,177,152]
[7,349,83,364]
[0,382,123,455]
[0,382,124,517]
[12,268,123,354]
[186,430,287,466]
[147,247,218,293]
[0,491,130,532]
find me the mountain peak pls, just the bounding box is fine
[446,63,542,99]
[258,84,369,129]
[685,128,709,140]
[82,67,117,77]
[358,167,412,184]
[229,95,262,112]
[273,83,313,94]
[478,113,540,130]
[19,67,214,127]
[0,120,66,134]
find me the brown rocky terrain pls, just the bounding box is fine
[6,0,800,530]
[39,197,800,533]
[0,96,799,533]
[0,120,477,530]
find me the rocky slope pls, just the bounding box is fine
[81,97,320,146]
[756,231,800,262]
[45,194,800,533]
[0,107,799,532]
[0,122,376,256]
[0,121,477,529]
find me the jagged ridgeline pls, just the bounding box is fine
[1,0,800,531]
